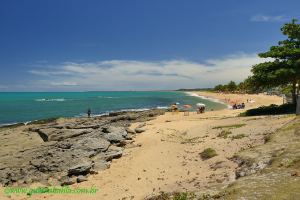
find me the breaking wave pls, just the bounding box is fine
[35,98,66,102]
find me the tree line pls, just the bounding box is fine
[213,80,252,93]
[214,18,300,107]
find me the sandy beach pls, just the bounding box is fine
[2,2,300,199]
[0,92,293,200]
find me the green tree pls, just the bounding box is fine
[250,19,300,104]
[227,81,237,92]
[237,81,245,92]
[214,84,223,91]
[221,84,228,92]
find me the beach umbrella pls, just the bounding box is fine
[196,103,205,107]
[183,104,192,109]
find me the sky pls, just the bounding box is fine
[0,0,299,91]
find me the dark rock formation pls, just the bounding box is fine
[68,161,93,176]
[0,109,165,186]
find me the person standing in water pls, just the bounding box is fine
[87,108,91,118]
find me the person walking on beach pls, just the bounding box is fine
[87,108,91,118]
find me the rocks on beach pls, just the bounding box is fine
[68,161,93,176]
[135,122,147,133]
[0,109,165,186]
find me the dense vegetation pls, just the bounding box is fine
[213,19,300,114]
[249,19,300,105]
[239,103,296,116]
[213,80,253,93]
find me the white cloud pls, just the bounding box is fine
[0,85,8,89]
[50,82,78,86]
[250,14,289,22]
[28,53,270,90]
[29,70,72,76]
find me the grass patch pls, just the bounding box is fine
[231,134,246,139]
[200,148,218,160]
[278,158,300,168]
[173,192,188,200]
[217,130,232,138]
[180,136,202,144]
[212,124,246,129]
[239,103,295,116]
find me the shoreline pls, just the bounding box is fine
[185,91,231,108]
[0,108,160,128]
[0,91,228,128]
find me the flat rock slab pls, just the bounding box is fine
[101,150,123,161]
[103,126,128,143]
[37,128,94,141]
[68,161,93,176]
[72,137,110,153]
[92,160,111,171]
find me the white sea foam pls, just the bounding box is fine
[0,122,18,127]
[185,92,231,108]
[75,106,168,118]
[35,98,66,102]
[76,112,110,118]
[97,96,120,99]
[156,106,168,109]
[120,108,150,112]
[0,120,32,127]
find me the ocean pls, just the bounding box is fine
[0,91,227,126]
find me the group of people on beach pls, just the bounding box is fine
[197,106,205,113]
[224,97,248,110]
[232,103,245,110]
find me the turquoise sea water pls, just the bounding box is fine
[0,91,227,126]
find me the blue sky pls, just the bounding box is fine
[0,0,299,91]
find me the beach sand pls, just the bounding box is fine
[0,92,293,200]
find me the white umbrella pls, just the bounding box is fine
[196,103,206,107]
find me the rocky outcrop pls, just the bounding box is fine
[68,161,93,176]
[234,156,272,178]
[37,128,94,142]
[72,137,111,156]
[102,126,128,143]
[135,122,147,133]
[0,109,165,186]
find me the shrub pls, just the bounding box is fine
[239,103,295,116]
[217,130,232,138]
[231,134,246,139]
[200,148,217,160]
[174,192,188,200]
[264,134,272,143]
[212,124,246,129]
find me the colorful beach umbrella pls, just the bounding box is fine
[183,104,192,109]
